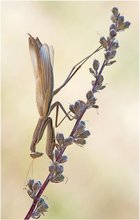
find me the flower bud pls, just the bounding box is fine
[88,97,97,107]
[64,136,74,146]
[37,202,49,212]
[105,51,111,61]
[74,138,86,146]
[93,59,100,71]
[110,50,117,59]
[97,75,104,85]
[89,67,95,75]
[111,15,118,23]
[118,15,124,24]
[110,23,116,30]
[51,174,65,183]
[55,148,60,158]
[100,36,108,48]
[76,121,85,135]
[111,40,119,49]
[32,181,42,192]
[78,130,90,138]
[86,90,94,101]
[81,121,85,126]
[56,133,64,145]
[69,104,75,114]
[32,210,41,219]
[57,155,68,163]
[56,164,64,175]
[110,29,117,38]
[74,101,81,112]
[105,50,116,60]
[27,179,34,190]
[49,164,56,173]
[112,7,119,16]
[123,21,131,29]
[27,189,33,198]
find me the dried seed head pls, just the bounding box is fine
[89,67,96,75]
[74,101,80,111]
[123,21,131,29]
[56,133,65,145]
[32,181,42,193]
[110,50,117,59]
[49,164,56,173]
[76,121,85,135]
[110,23,116,30]
[32,210,41,219]
[89,97,97,107]
[111,40,119,49]
[86,90,94,100]
[37,202,48,213]
[51,174,65,183]
[57,155,68,163]
[32,198,49,218]
[111,14,118,23]
[74,138,86,146]
[26,179,42,199]
[106,60,116,66]
[70,100,86,117]
[69,104,75,114]
[97,75,104,85]
[64,136,74,146]
[112,7,119,16]
[27,179,34,190]
[118,15,124,24]
[37,198,49,210]
[105,50,116,61]
[56,164,64,175]
[78,130,90,139]
[27,189,34,198]
[80,121,85,126]
[100,36,108,49]
[110,29,117,38]
[93,59,100,71]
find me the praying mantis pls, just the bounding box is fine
[28,34,102,159]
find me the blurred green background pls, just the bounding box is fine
[1,1,139,219]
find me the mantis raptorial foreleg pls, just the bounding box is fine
[30,102,75,157]
[45,117,55,160]
[30,117,50,153]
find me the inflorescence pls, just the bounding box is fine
[25,7,130,219]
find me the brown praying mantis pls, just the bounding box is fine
[28,34,102,159]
